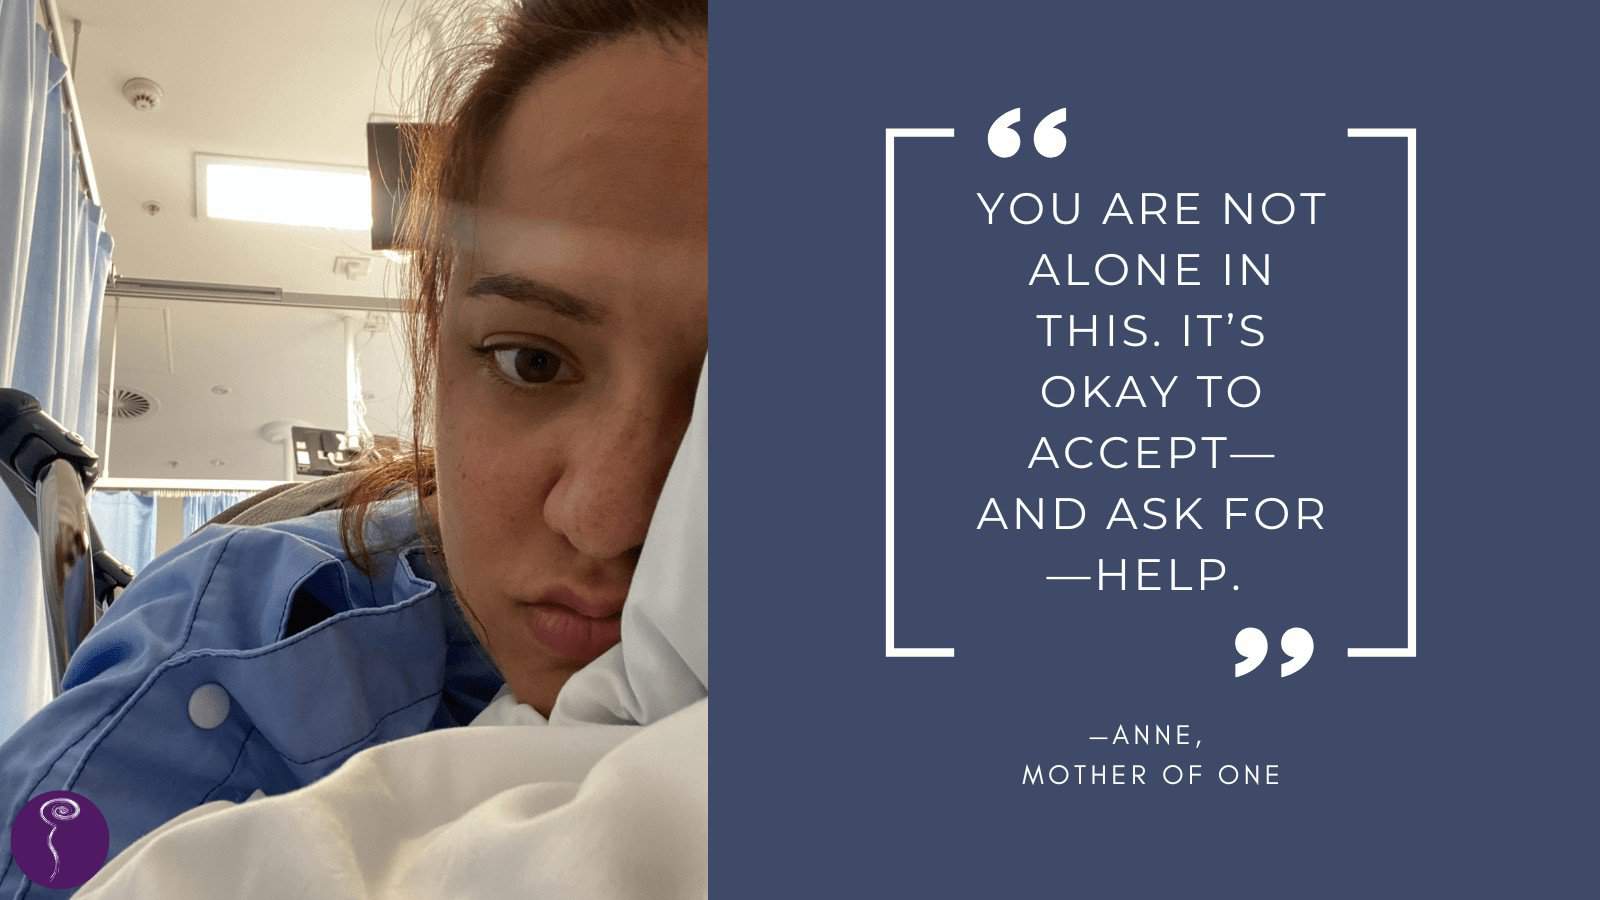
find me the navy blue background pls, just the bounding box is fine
[712,2,1597,895]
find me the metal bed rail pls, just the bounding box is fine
[0,389,132,696]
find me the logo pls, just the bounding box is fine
[9,791,109,889]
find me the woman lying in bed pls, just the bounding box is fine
[0,0,707,890]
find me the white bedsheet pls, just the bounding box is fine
[76,359,710,898]
[77,702,707,899]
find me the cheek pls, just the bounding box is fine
[433,353,504,571]
[431,348,566,575]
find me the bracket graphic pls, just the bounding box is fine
[1345,127,1419,659]
[884,127,956,659]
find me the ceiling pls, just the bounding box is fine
[60,0,427,296]
[57,0,438,480]
[97,301,412,481]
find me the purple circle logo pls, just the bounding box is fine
[9,791,109,889]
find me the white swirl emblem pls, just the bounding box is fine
[38,797,81,884]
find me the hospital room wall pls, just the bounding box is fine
[154,496,183,556]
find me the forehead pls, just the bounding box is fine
[472,34,708,258]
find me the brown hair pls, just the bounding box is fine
[338,0,707,576]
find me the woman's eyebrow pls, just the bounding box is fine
[464,273,607,324]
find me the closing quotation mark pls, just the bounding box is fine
[986,107,1068,158]
[1234,627,1314,678]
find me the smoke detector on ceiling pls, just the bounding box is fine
[122,77,164,111]
[98,385,158,420]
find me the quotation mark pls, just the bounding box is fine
[1234,626,1314,678]
[986,107,1068,158]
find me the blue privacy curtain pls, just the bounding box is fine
[87,490,158,573]
[182,491,255,537]
[0,14,115,739]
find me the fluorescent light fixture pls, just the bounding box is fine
[197,154,371,230]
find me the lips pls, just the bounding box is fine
[514,586,623,662]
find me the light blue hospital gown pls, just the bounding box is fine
[0,491,503,897]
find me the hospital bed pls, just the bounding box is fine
[0,387,333,697]
[0,388,132,697]
[3,364,710,897]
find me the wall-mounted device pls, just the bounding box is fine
[290,426,358,477]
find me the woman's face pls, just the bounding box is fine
[427,35,707,714]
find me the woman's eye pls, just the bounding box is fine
[489,346,569,386]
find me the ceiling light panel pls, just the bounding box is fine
[196,154,371,231]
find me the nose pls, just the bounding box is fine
[542,390,688,562]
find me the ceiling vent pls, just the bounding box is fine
[99,385,158,420]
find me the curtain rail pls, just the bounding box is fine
[38,0,100,207]
[107,276,406,312]
[96,477,292,493]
